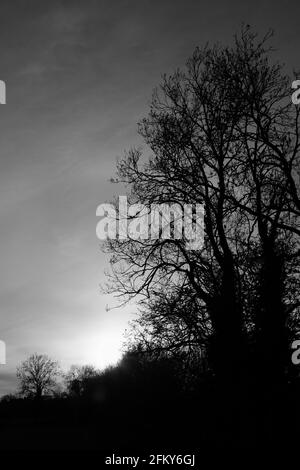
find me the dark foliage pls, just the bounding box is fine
[1,348,300,451]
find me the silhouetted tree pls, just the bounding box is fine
[17,353,60,400]
[64,365,99,397]
[104,27,300,392]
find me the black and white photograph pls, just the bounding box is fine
[0,0,300,461]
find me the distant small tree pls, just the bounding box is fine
[17,353,60,399]
[64,365,99,397]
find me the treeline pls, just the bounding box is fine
[1,348,300,450]
[0,349,212,450]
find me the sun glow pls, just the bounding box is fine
[76,330,124,371]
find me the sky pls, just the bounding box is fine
[0,0,299,396]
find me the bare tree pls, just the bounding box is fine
[104,27,300,388]
[17,353,60,399]
[64,365,99,397]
